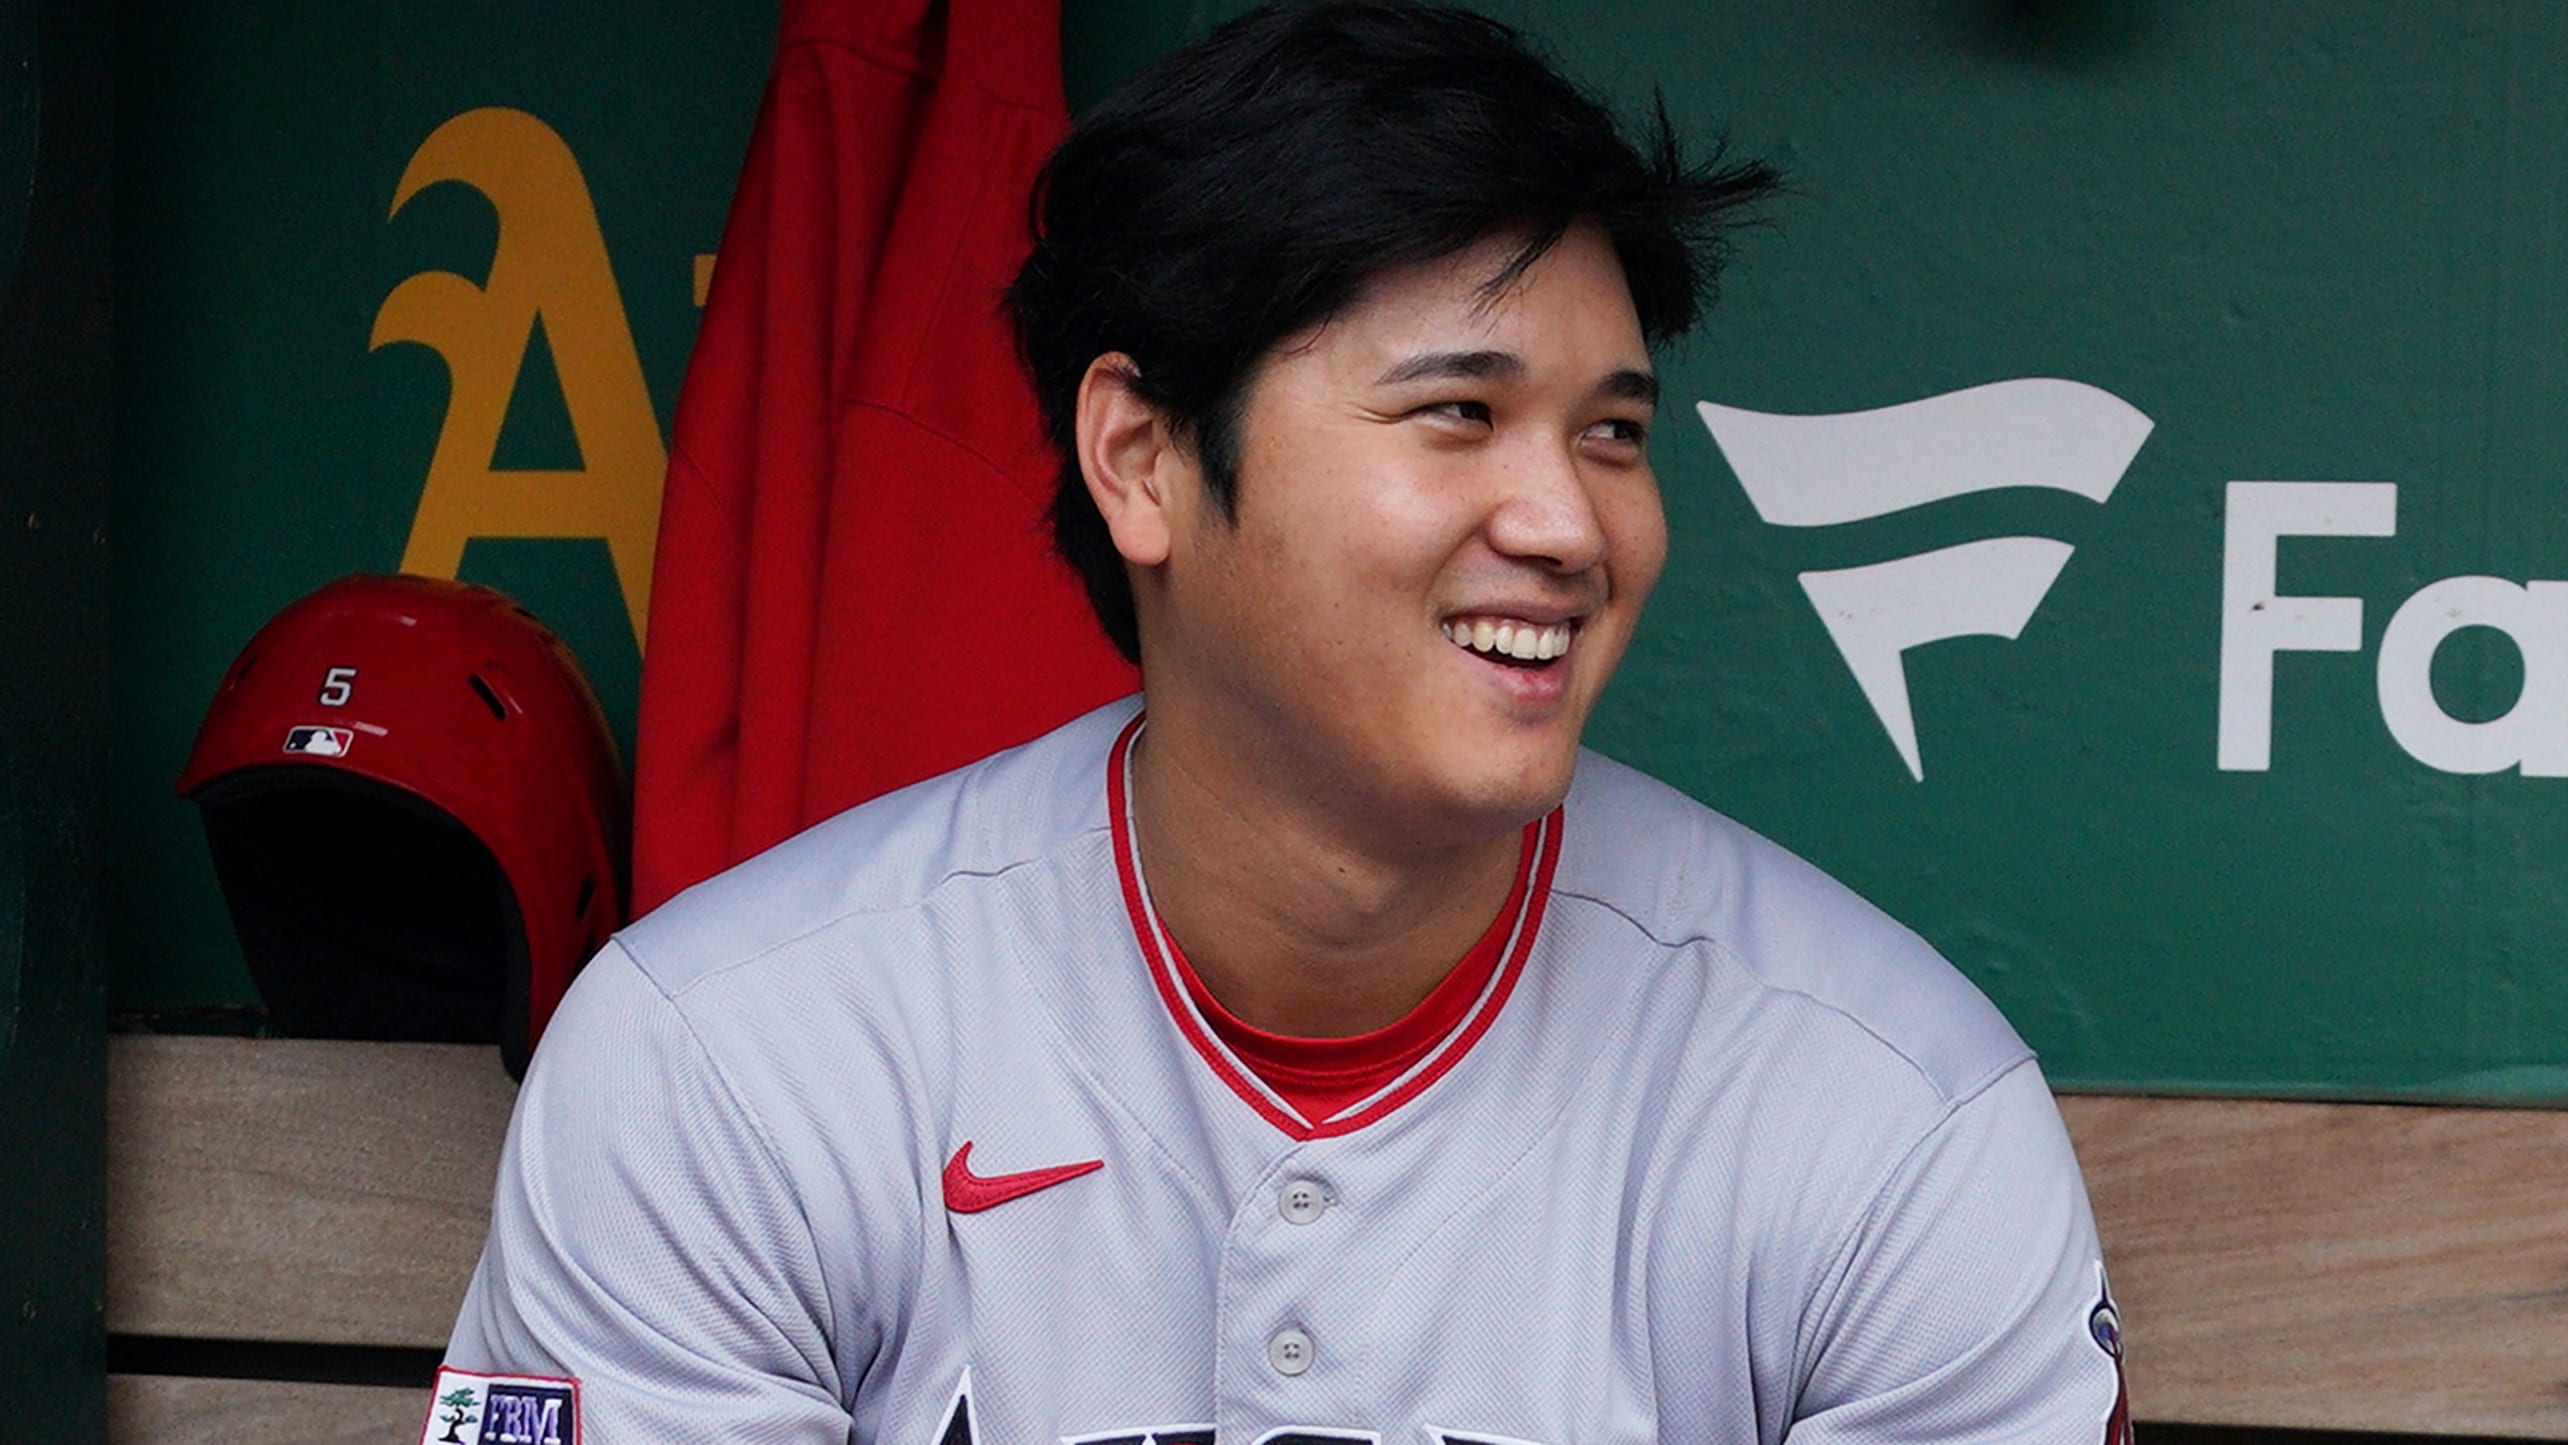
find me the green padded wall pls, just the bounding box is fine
[108,3,2568,1103]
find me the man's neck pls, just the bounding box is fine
[1128,724,1524,1040]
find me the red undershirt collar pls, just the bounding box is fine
[1108,712,1562,1139]
[1161,826,1536,1124]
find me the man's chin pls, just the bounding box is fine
[1415,758,1580,848]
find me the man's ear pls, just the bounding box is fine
[1074,353,1190,567]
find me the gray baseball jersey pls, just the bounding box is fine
[434,698,2127,1445]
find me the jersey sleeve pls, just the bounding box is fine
[1786,1059,2129,1445]
[443,943,854,1443]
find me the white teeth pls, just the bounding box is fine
[1444,618,1575,662]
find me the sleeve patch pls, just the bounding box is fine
[2088,1264,2132,1445]
[420,1367,581,1445]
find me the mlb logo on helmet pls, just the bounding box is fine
[282,725,354,757]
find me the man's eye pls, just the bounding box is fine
[1423,400,1493,426]
[1590,418,1649,447]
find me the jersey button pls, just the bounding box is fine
[1277,1179,1329,1225]
[1267,1327,1314,1376]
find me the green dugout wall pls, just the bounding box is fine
[6,0,110,1429]
[104,3,2568,1104]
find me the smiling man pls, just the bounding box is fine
[1074,222,1666,1042]
[437,4,2128,1443]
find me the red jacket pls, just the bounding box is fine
[632,0,1136,913]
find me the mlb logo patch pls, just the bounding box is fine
[283,725,355,758]
[420,1367,579,1445]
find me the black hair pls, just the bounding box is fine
[1005,0,1784,662]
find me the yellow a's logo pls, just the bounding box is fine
[372,107,663,648]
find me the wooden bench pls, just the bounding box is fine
[103,1036,2568,1441]
[106,1037,514,1442]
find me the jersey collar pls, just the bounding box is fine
[1106,712,1562,1140]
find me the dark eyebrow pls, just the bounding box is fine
[1602,368,1660,408]
[1376,350,1524,386]
[1376,351,1660,409]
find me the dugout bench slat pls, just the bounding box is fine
[106,1036,513,1349]
[105,1376,431,1444]
[2058,1093,2568,1439]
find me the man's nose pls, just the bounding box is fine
[1485,439,1610,573]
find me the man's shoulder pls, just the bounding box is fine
[1559,750,2031,1106]
[615,696,1139,994]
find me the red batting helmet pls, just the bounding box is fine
[177,573,629,1078]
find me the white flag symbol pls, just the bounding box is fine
[1698,378,2153,780]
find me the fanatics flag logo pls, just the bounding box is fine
[420,1368,579,1445]
[282,725,355,758]
[1697,378,2153,781]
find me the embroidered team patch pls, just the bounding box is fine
[419,1367,580,1445]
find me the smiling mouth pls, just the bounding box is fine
[1440,616,1574,669]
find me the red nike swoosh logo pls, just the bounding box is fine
[942,1141,1104,1213]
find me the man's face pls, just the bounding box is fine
[1142,221,1667,849]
